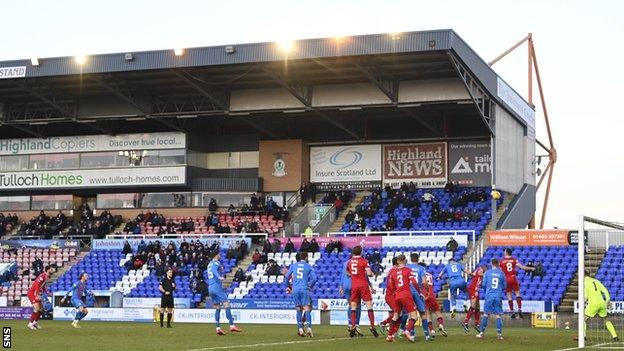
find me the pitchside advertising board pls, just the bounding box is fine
[574,301,624,314]
[0,166,186,190]
[92,237,251,250]
[488,229,573,246]
[53,307,321,324]
[383,142,447,188]
[448,140,491,186]
[0,132,186,156]
[310,144,381,190]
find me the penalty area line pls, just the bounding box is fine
[185,337,352,351]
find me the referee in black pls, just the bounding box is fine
[159,268,176,328]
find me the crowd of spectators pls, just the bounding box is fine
[17,210,69,239]
[341,182,489,232]
[319,190,354,218]
[0,213,18,236]
[123,239,222,278]
[66,207,120,239]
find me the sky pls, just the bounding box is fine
[1,0,622,229]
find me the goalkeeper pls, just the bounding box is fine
[584,270,619,341]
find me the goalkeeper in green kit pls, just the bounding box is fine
[584,270,619,341]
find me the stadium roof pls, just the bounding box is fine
[0,29,533,142]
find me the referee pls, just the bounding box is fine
[159,268,176,328]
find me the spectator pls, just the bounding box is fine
[122,241,132,255]
[284,238,295,253]
[233,268,247,283]
[334,197,344,218]
[300,238,311,253]
[208,198,218,212]
[308,238,320,253]
[304,225,314,238]
[446,237,459,253]
[422,192,435,202]
[265,260,280,276]
[32,255,43,276]
[299,182,309,204]
[534,261,545,277]
[271,238,281,253]
[526,261,536,277]
[252,249,262,265]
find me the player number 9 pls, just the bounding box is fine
[491,277,499,289]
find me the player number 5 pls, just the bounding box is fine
[297,267,304,279]
[350,262,358,275]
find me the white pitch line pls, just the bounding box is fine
[185,337,352,351]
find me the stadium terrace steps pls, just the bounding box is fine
[222,244,262,291]
[326,192,369,234]
[46,251,89,286]
[486,192,514,231]
[558,249,607,312]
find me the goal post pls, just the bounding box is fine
[578,215,624,349]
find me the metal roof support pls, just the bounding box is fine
[260,66,312,108]
[73,119,115,135]
[354,61,398,103]
[401,109,441,136]
[490,33,557,229]
[314,111,361,140]
[2,122,45,138]
[90,76,150,115]
[447,52,496,134]
[170,70,229,111]
[13,82,75,118]
[235,116,280,140]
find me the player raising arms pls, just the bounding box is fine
[27,265,55,330]
[500,248,535,318]
[346,245,379,338]
[339,259,362,336]
[61,272,90,328]
[464,264,487,333]
[285,251,317,337]
[422,263,447,338]
[207,251,243,335]
[438,258,470,318]
[384,255,421,343]
[477,258,506,340]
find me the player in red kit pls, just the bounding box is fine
[422,264,447,338]
[464,264,487,333]
[385,255,421,343]
[27,265,55,330]
[500,248,535,318]
[380,257,399,334]
[346,245,379,338]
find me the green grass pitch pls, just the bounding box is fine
[3,320,580,351]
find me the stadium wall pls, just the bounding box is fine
[495,105,525,194]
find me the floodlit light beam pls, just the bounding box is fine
[74,54,87,65]
[30,58,40,66]
[277,40,294,53]
[174,48,184,56]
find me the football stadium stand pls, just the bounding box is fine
[338,187,497,240]
[1,248,79,306]
[230,246,467,301]
[596,245,624,301]
[476,246,578,308]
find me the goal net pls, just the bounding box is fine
[578,216,624,349]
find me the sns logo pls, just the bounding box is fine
[3,327,10,349]
[329,148,362,169]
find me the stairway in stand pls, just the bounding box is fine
[558,249,606,312]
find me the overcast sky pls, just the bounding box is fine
[1,0,622,229]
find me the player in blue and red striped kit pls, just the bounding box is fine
[61,272,90,328]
